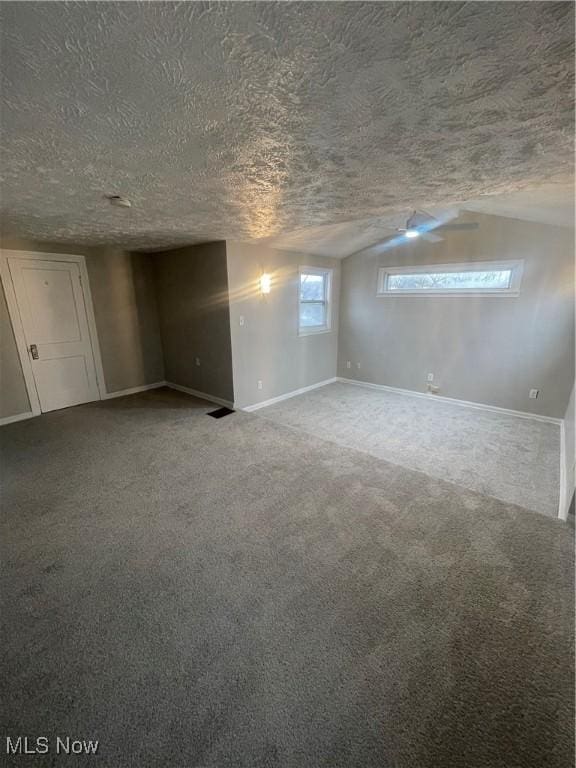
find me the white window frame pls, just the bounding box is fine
[376,260,524,297]
[298,266,333,336]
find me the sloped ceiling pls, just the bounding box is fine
[0,1,573,252]
[462,182,575,230]
[266,183,575,258]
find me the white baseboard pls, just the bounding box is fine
[102,381,167,400]
[165,382,234,409]
[336,377,563,426]
[0,410,35,427]
[242,377,338,412]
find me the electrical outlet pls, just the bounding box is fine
[356,362,361,369]
[529,389,539,399]
[427,373,434,382]
[239,315,245,327]
[195,357,201,367]
[257,380,263,390]
[346,361,351,369]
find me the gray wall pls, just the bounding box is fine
[338,212,574,418]
[153,242,234,403]
[0,238,164,418]
[226,242,340,408]
[85,247,164,393]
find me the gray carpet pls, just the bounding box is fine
[1,388,573,768]
[258,382,561,518]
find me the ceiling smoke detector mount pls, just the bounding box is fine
[106,194,132,208]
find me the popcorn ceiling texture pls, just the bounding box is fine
[0,1,573,251]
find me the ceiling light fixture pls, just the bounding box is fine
[404,229,420,239]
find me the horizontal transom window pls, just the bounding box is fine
[377,260,524,297]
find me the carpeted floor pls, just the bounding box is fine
[1,388,573,767]
[258,382,561,517]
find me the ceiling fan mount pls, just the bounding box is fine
[395,210,480,243]
[349,209,481,258]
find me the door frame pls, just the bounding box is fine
[0,249,106,416]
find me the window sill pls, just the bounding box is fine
[376,291,521,298]
[298,326,332,337]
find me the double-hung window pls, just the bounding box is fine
[377,260,524,297]
[298,267,333,335]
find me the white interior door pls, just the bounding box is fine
[8,257,100,413]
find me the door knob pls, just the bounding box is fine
[30,344,39,360]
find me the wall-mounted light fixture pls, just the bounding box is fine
[259,273,272,295]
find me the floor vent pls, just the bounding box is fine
[207,407,235,419]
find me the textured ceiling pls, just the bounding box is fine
[266,182,575,258]
[462,182,575,230]
[0,1,574,252]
